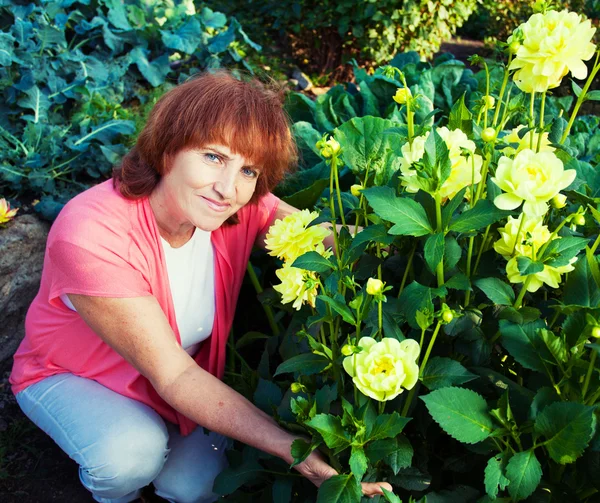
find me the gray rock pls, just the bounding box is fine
[291,69,313,91]
[0,214,50,363]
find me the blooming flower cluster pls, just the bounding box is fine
[399,127,483,200]
[343,337,420,402]
[501,125,554,157]
[508,10,597,93]
[265,210,331,311]
[0,198,18,225]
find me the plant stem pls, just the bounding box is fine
[434,193,445,290]
[473,225,491,276]
[492,55,513,128]
[400,383,417,417]
[582,351,597,400]
[474,152,491,204]
[536,91,547,152]
[511,214,525,255]
[246,263,280,336]
[465,236,475,306]
[398,242,417,297]
[513,276,533,309]
[399,72,414,144]
[332,156,346,226]
[420,320,443,377]
[561,51,600,144]
[591,233,600,254]
[328,161,340,256]
[483,61,490,129]
[529,92,536,150]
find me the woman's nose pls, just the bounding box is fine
[214,170,236,200]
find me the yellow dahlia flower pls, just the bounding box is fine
[265,210,331,263]
[501,125,555,156]
[342,337,420,402]
[366,277,384,296]
[508,10,597,93]
[400,127,483,200]
[491,149,576,217]
[493,213,552,259]
[0,198,18,224]
[506,255,577,292]
[393,87,412,105]
[273,265,319,311]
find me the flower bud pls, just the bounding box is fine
[442,310,454,323]
[483,95,495,109]
[481,127,496,142]
[574,214,586,226]
[291,382,306,393]
[393,87,412,105]
[508,40,521,55]
[341,344,354,356]
[350,184,363,197]
[320,137,341,158]
[592,327,600,339]
[551,193,567,209]
[366,277,384,296]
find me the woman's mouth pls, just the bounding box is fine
[202,196,230,213]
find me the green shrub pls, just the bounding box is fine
[0,0,260,219]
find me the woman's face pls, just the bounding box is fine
[158,144,260,232]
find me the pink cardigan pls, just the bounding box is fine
[10,180,280,436]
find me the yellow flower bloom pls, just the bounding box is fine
[501,125,554,156]
[0,198,18,224]
[491,149,576,217]
[366,277,384,296]
[493,213,552,259]
[273,265,319,310]
[343,337,420,402]
[508,10,597,93]
[265,210,331,263]
[506,255,576,292]
[393,87,412,104]
[399,127,483,200]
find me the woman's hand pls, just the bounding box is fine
[295,449,392,498]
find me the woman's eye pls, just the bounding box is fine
[242,167,258,178]
[205,153,221,163]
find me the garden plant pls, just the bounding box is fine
[218,4,600,502]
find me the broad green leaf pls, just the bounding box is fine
[538,329,567,365]
[534,402,596,464]
[441,187,468,229]
[213,460,264,495]
[421,387,493,444]
[129,47,170,87]
[317,295,356,324]
[484,454,510,500]
[516,256,544,275]
[421,357,478,390]
[349,446,368,480]
[367,412,411,441]
[505,450,542,501]
[381,487,402,503]
[272,478,292,503]
[563,256,600,307]
[363,187,433,236]
[305,414,352,450]
[542,237,588,267]
[290,439,319,468]
[448,93,473,135]
[389,467,432,491]
[449,199,511,233]
[292,251,335,273]
[399,281,447,330]
[474,277,515,305]
[424,232,445,272]
[445,273,471,291]
[17,86,50,124]
[282,178,329,210]
[499,319,549,373]
[274,353,330,376]
[350,224,395,252]
[421,127,452,190]
[365,436,413,475]
[235,331,268,349]
[160,18,202,54]
[253,378,282,414]
[316,474,362,503]
[586,247,600,289]
[529,387,560,420]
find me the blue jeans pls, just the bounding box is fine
[16,373,231,503]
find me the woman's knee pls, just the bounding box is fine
[80,420,170,497]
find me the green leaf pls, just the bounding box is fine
[363,187,433,236]
[538,329,568,365]
[367,412,411,441]
[534,402,596,464]
[572,80,583,98]
[317,295,356,324]
[381,487,402,503]
[563,256,600,307]
[441,187,468,229]
[448,93,473,135]
[399,281,447,330]
[305,414,352,450]
[17,86,50,124]
[499,319,549,373]
[449,199,511,233]
[505,450,542,501]
[421,357,478,390]
[349,446,368,480]
[389,467,432,491]
[365,436,413,475]
[422,127,452,190]
[485,454,510,500]
[586,90,600,101]
[445,273,471,291]
[254,378,282,414]
[316,474,362,503]
[542,237,588,267]
[424,232,445,272]
[129,47,170,87]
[272,478,292,503]
[213,460,264,495]
[421,387,493,444]
[474,278,515,305]
[282,178,329,211]
[290,439,318,468]
[274,353,330,376]
[586,247,600,289]
[235,331,268,349]
[160,18,202,54]
[292,251,335,273]
[516,256,544,275]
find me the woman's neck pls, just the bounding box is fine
[149,185,195,248]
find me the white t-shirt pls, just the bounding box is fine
[60,229,215,355]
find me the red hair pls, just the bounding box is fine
[113,71,296,206]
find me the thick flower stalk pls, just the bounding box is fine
[399,127,483,200]
[273,265,319,311]
[0,198,18,224]
[501,125,554,156]
[491,149,576,217]
[508,10,597,93]
[264,210,331,263]
[343,337,420,402]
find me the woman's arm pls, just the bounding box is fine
[67,294,389,495]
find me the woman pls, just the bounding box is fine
[10,71,390,503]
